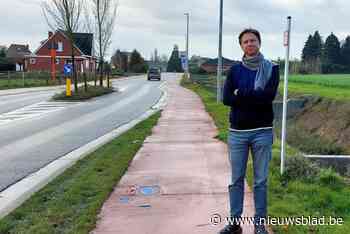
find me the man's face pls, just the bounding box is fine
[240,33,260,57]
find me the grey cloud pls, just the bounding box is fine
[2,0,350,60]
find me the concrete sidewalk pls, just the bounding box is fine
[92,74,260,234]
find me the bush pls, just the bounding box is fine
[318,168,345,188]
[111,68,124,76]
[321,63,349,74]
[189,66,208,75]
[130,63,148,73]
[0,58,15,71]
[282,154,319,182]
[298,66,310,74]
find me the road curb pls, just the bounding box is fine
[0,82,168,219]
[112,75,145,82]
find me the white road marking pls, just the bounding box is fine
[0,101,82,126]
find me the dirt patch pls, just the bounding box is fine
[293,96,350,154]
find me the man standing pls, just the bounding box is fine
[219,28,280,234]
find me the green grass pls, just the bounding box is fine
[278,81,350,101]
[0,78,63,90]
[191,74,350,101]
[281,74,350,100]
[181,77,350,234]
[190,73,350,100]
[0,74,144,90]
[287,74,350,89]
[0,71,99,90]
[0,112,161,234]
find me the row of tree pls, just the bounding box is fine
[111,49,148,73]
[110,45,183,74]
[0,47,15,71]
[166,45,183,72]
[301,31,350,73]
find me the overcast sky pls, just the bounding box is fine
[1,0,349,61]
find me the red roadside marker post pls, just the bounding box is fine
[280,16,292,175]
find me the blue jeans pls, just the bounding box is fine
[227,128,273,224]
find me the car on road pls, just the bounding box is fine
[147,67,161,81]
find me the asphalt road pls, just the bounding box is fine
[0,74,170,192]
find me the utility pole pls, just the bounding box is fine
[184,13,190,77]
[281,16,292,175]
[217,0,223,103]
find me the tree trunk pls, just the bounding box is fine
[107,71,110,88]
[97,0,104,87]
[99,58,104,86]
[71,38,78,93]
[94,65,97,86]
[83,72,88,92]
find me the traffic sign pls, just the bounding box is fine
[181,57,188,70]
[180,51,188,71]
[64,64,72,76]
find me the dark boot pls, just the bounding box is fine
[254,224,268,234]
[218,223,242,234]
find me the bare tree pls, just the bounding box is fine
[42,0,83,93]
[85,0,118,86]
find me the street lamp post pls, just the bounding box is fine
[217,0,223,103]
[184,13,190,77]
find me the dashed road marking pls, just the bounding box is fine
[0,101,82,125]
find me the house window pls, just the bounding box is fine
[30,58,36,64]
[57,42,63,52]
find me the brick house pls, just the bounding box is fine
[200,57,238,73]
[25,30,97,73]
[6,44,32,71]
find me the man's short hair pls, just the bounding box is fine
[239,28,261,45]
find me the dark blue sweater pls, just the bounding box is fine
[223,62,280,130]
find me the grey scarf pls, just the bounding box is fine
[242,53,273,90]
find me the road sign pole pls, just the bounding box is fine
[184,13,190,78]
[281,16,292,175]
[66,78,71,97]
[217,0,223,103]
[64,64,73,97]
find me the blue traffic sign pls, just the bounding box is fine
[64,64,73,76]
[181,56,188,70]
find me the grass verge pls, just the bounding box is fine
[286,74,350,89]
[278,82,350,101]
[0,111,161,234]
[189,73,350,101]
[181,77,350,234]
[52,85,114,101]
[0,79,62,90]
